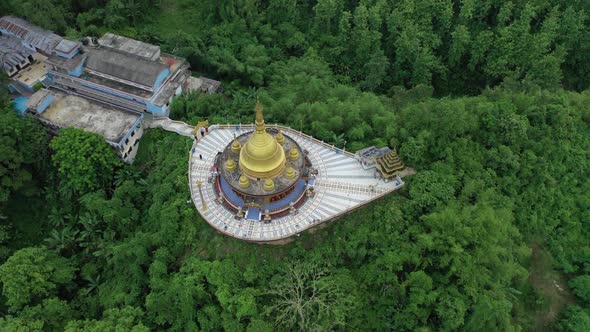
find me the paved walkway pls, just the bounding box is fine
[149,117,195,136]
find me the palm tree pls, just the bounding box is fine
[125,0,142,25]
[78,213,101,254]
[231,86,258,121]
[81,275,101,296]
[44,227,79,255]
[114,168,142,187]
[91,231,115,260]
[331,132,346,149]
[48,206,66,228]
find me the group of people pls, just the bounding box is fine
[193,126,209,160]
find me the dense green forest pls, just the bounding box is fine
[1,0,590,331]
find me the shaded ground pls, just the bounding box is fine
[529,243,576,331]
[147,0,202,39]
[3,191,48,249]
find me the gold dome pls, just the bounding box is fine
[231,136,241,154]
[276,130,285,145]
[285,166,296,179]
[263,178,275,191]
[238,175,250,189]
[289,147,300,161]
[225,159,236,172]
[239,101,286,180]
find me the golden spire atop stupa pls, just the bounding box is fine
[239,99,286,180]
[255,98,265,132]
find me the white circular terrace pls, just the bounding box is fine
[189,124,406,243]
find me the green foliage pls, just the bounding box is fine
[18,298,76,331]
[557,305,590,332]
[146,256,262,330]
[5,0,590,93]
[2,1,590,331]
[0,225,12,261]
[0,247,75,312]
[64,306,148,332]
[5,86,590,330]
[408,167,457,215]
[32,82,44,92]
[0,73,9,103]
[2,0,70,34]
[0,108,48,207]
[267,262,356,331]
[50,128,120,194]
[570,276,590,304]
[0,316,44,332]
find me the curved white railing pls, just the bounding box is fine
[150,117,355,156]
[150,117,195,136]
[214,123,356,158]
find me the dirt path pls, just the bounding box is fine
[529,244,576,331]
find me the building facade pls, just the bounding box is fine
[1,16,222,163]
[189,103,410,243]
[27,89,144,163]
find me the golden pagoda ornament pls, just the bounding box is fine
[239,99,286,180]
[276,130,285,145]
[238,175,250,189]
[231,134,241,154]
[225,158,236,172]
[263,178,275,191]
[289,147,300,161]
[285,166,296,179]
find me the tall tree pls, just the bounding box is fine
[0,107,48,210]
[65,306,148,332]
[0,247,75,312]
[267,262,356,331]
[50,128,120,194]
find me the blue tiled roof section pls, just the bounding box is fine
[219,176,244,207]
[263,179,306,211]
[247,207,260,220]
[12,96,29,115]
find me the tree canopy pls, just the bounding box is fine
[0,107,48,210]
[0,0,589,330]
[50,128,120,194]
[0,247,75,312]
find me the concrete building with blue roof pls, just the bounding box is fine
[27,89,144,163]
[1,16,223,163]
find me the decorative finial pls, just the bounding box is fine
[255,97,265,132]
[231,133,241,154]
[263,178,275,191]
[289,147,300,161]
[238,175,250,189]
[276,130,285,145]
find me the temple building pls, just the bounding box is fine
[1,16,222,163]
[215,101,309,221]
[189,102,412,243]
[375,148,405,180]
[356,145,405,181]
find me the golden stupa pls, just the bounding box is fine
[239,101,286,180]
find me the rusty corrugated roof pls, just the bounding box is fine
[0,16,63,54]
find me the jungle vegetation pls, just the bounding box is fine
[1,1,589,331]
